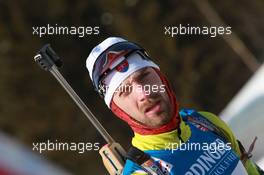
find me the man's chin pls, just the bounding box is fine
[145,114,171,128]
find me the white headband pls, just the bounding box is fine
[103,52,159,107]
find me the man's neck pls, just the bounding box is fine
[132,118,191,151]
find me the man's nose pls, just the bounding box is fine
[133,83,150,102]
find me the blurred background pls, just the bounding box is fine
[0,0,263,174]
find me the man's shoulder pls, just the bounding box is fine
[197,110,233,135]
[180,108,232,134]
[180,108,240,153]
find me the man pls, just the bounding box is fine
[86,37,262,175]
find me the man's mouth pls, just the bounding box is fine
[144,100,161,116]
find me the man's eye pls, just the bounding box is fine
[118,91,123,97]
[124,88,131,96]
[119,91,128,97]
[119,86,132,97]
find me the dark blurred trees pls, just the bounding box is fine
[0,0,263,174]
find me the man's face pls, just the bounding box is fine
[112,67,172,128]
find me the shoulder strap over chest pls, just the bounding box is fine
[126,146,165,175]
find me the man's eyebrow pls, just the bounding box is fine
[121,68,150,86]
[133,68,150,81]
